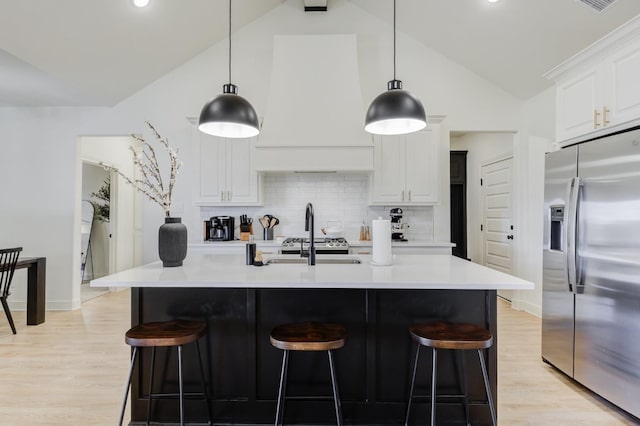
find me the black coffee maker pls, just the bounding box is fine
[209,216,235,241]
[390,208,408,241]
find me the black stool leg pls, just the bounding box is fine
[327,350,343,426]
[430,348,438,426]
[457,350,471,426]
[275,350,289,426]
[178,345,185,426]
[195,340,213,425]
[119,347,138,426]
[146,347,156,425]
[477,349,497,426]
[405,343,421,426]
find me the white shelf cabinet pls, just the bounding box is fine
[370,126,440,205]
[195,134,261,206]
[547,16,640,143]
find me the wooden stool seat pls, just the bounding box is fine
[270,321,346,351]
[406,322,496,426]
[409,322,493,350]
[125,320,206,347]
[119,319,211,426]
[270,321,346,425]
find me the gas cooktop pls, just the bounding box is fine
[281,237,349,254]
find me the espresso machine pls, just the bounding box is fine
[390,208,408,241]
[208,216,235,241]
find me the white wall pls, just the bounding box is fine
[0,108,104,310]
[0,0,525,310]
[510,87,556,317]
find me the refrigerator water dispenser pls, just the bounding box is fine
[550,206,564,251]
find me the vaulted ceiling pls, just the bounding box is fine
[2,0,639,107]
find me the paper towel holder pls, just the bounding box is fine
[371,217,393,266]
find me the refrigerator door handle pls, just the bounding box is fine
[574,177,585,294]
[566,177,581,294]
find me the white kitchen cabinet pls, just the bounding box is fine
[370,134,404,203]
[194,134,261,206]
[370,126,440,205]
[603,41,640,126]
[554,67,602,141]
[547,17,640,143]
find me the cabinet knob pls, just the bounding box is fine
[603,106,610,126]
[507,235,514,240]
[593,109,601,129]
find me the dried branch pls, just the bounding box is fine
[104,122,182,217]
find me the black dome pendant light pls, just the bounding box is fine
[364,0,427,135]
[198,0,260,138]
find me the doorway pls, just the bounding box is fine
[81,163,111,281]
[480,156,514,301]
[78,136,142,303]
[450,151,468,259]
[80,162,112,302]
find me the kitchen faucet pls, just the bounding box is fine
[304,202,316,265]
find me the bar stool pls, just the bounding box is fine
[405,322,496,426]
[119,320,212,426]
[270,321,347,426]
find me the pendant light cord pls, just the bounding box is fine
[393,0,396,81]
[228,0,232,85]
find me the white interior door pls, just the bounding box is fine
[481,157,514,301]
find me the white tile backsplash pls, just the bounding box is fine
[200,173,434,241]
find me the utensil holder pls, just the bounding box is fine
[263,228,274,240]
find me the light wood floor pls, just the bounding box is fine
[0,291,638,425]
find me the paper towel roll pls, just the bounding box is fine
[371,218,392,266]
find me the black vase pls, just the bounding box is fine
[158,217,187,267]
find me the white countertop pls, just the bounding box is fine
[91,254,533,291]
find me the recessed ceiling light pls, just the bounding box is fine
[488,0,500,3]
[133,0,150,7]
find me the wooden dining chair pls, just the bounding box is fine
[0,247,23,334]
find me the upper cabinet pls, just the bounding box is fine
[546,16,640,144]
[194,134,262,206]
[370,124,440,205]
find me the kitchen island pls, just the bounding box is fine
[92,254,532,425]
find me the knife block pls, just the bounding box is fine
[240,224,253,241]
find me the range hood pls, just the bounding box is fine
[256,34,373,172]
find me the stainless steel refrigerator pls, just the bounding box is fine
[542,126,640,419]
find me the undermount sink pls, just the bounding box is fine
[264,256,361,265]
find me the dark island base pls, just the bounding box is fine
[129,288,497,425]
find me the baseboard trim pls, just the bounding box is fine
[511,299,541,318]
